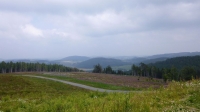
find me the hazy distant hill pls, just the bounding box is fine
[125,52,200,64]
[75,57,130,69]
[146,52,200,59]
[125,57,147,63]
[112,56,136,60]
[3,56,91,67]
[123,57,168,65]
[54,56,91,67]
[2,52,200,69]
[4,59,50,63]
[60,56,90,62]
[141,57,168,64]
[150,56,200,70]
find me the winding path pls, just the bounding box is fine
[23,75,140,93]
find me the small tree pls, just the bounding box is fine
[181,67,196,81]
[105,65,112,74]
[131,64,136,76]
[170,66,178,81]
[93,64,102,73]
[117,70,124,75]
[163,74,168,83]
[1,61,6,73]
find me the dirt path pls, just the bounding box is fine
[23,75,142,93]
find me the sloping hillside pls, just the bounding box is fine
[141,57,168,64]
[60,56,90,62]
[146,52,200,59]
[75,57,130,69]
[125,57,168,64]
[150,56,200,70]
[125,57,147,63]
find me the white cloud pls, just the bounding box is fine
[50,29,83,41]
[86,10,136,33]
[21,24,43,37]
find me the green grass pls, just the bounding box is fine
[35,74,142,91]
[0,74,200,112]
[0,74,89,111]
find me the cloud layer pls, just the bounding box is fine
[0,0,200,59]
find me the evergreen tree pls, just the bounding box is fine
[105,65,112,74]
[93,64,102,73]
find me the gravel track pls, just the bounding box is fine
[23,75,142,93]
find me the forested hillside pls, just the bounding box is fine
[91,56,200,81]
[150,56,200,70]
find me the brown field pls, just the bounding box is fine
[45,72,168,89]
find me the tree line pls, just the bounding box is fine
[131,63,199,81]
[92,64,125,75]
[0,61,80,73]
[93,62,200,82]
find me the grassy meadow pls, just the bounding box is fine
[36,74,141,91]
[0,73,200,112]
[40,72,166,89]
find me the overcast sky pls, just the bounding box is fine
[0,0,200,59]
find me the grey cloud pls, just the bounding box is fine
[0,0,197,14]
[0,0,200,59]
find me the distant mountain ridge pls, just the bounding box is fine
[146,52,200,59]
[125,52,200,65]
[125,57,147,63]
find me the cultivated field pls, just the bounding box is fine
[0,73,200,111]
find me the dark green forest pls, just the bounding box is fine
[0,61,80,73]
[150,56,200,70]
[93,56,200,81]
